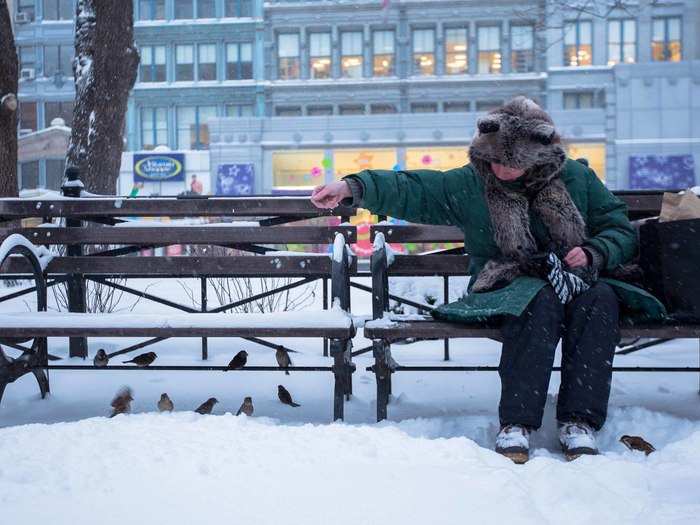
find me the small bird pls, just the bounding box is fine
[276,347,293,375]
[195,397,218,415]
[225,350,248,371]
[109,387,133,418]
[620,435,656,455]
[94,349,109,367]
[236,396,254,416]
[157,393,174,412]
[278,385,300,407]
[122,351,157,367]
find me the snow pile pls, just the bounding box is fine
[1,413,699,525]
[0,233,54,270]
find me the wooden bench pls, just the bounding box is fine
[0,172,359,420]
[363,190,700,422]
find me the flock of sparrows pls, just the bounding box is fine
[109,384,301,418]
[95,347,294,374]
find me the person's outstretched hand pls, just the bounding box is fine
[310,181,352,209]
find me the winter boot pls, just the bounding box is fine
[495,424,530,464]
[559,421,599,460]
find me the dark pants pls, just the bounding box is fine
[498,283,620,430]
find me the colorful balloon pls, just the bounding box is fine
[421,154,432,165]
[322,157,332,169]
[311,166,322,178]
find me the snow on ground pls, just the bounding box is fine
[1,276,700,524]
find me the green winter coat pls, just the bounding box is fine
[348,158,667,324]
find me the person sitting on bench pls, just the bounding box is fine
[310,96,665,463]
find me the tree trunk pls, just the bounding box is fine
[66,0,139,195]
[0,0,19,197]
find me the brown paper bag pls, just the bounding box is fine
[659,190,700,222]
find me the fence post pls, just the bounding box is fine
[443,275,450,361]
[200,277,208,360]
[62,166,88,359]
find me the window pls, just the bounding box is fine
[307,105,333,116]
[370,103,396,114]
[19,46,36,70]
[608,19,636,64]
[197,0,215,18]
[174,0,193,19]
[564,20,592,66]
[277,33,300,80]
[17,0,36,21]
[43,0,73,20]
[563,91,603,109]
[226,104,254,117]
[177,106,216,149]
[43,44,73,77]
[45,100,73,127]
[511,25,534,72]
[406,147,468,170]
[20,162,39,190]
[309,33,332,79]
[275,106,302,117]
[226,43,252,80]
[45,159,65,190]
[445,28,468,75]
[411,102,437,113]
[339,104,364,115]
[138,0,165,21]
[141,107,168,150]
[341,32,363,78]
[334,149,396,180]
[444,101,469,113]
[139,45,166,82]
[477,26,502,74]
[272,150,325,189]
[412,28,435,75]
[225,0,252,17]
[652,17,681,62]
[19,101,38,132]
[372,30,395,77]
[198,44,217,81]
[175,45,194,81]
[476,100,502,111]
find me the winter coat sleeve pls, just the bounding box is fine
[583,169,637,271]
[343,167,470,226]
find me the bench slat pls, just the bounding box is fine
[387,255,472,275]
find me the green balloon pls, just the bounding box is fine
[322,157,332,169]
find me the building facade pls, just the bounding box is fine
[11,0,700,193]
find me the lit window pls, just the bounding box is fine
[334,149,397,180]
[339,104,364,115]
[445,28,468,75]
[410,102,437,113]
[652,17,681,62]
[412,28,435,75]
[226,104,254,117]
[225,0,252,17]
[197,0,215,18]
[564,20,592,66]
[608,19,636,64]
[373,30,395,77]
[43,0,73,20]
[174,0,193,19]
[406,147,469,170]
[272,150,325,189]
[175,45,194,81]
[309,33,332,79]
[198,43,217,81]
[226,43,253,80]
[141,107,168,150]
[139,45,166,82]
[444,101,469,113]
[177,106,215,149]
[307,105,333,116]
[511,25,534,72]
[275,106,302,117]
[477,26,502,74]
[341,32,363,78]
[19,101,38,132]
[277,33,300,80]
[45,100,74,127]
[370,104,396,114]
[43,44,73,77]
[566,143,606,181]
[138,0,165,20]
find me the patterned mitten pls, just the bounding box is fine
[545,252,590,304]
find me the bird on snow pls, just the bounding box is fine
[224,350,248,371]
[93,349,109,367]
[122,351,157,367]
[277,385,300,407]
[195,397,218,415]
[620,435,656,455]
[236,396,254,416]
[157,393,174,412]
[109,386,133,418]
[275,347,293,375]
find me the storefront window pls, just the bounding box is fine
[272,150,325,189]
[405,147,469,171]
[334,149,396,180]
[566,143,605,181]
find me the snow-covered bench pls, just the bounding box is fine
[0,179,358,420]
[363,192,700,422]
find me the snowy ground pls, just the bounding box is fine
[1,276,700,524]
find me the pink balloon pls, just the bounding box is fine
[421,154,432,165]
[311,166,322,177]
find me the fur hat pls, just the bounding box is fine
[469,96,567,194]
